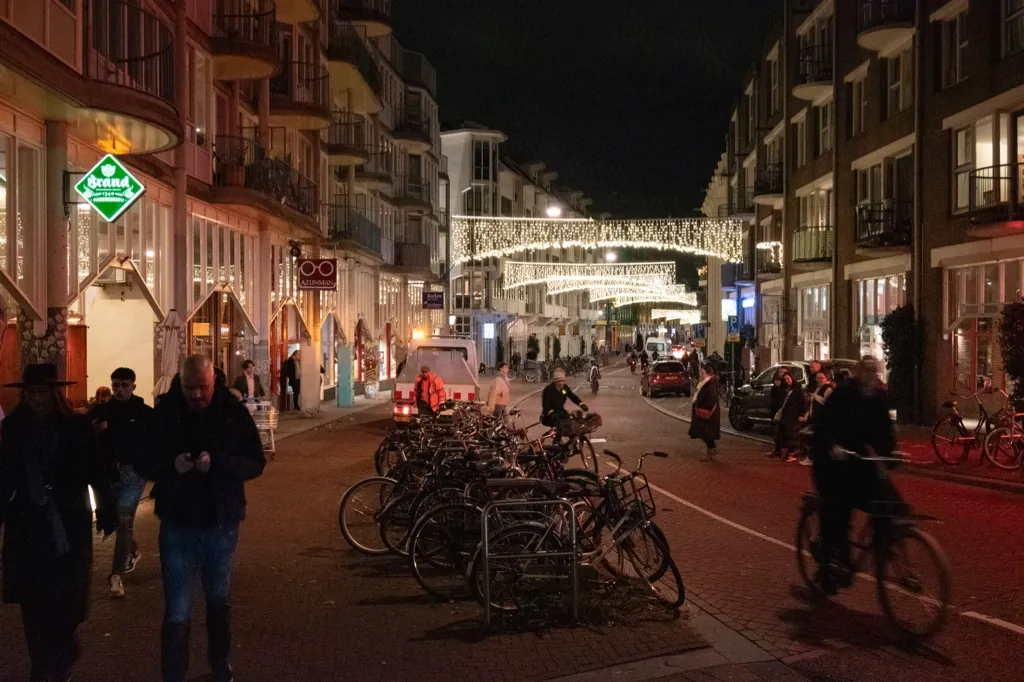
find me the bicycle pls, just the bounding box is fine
[931,388,1010,465]
[795,448,951,642]
[982,404,1024,471]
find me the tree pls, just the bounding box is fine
[496,336,505,364]
[999,301,1024,401]
[526,334,540,361]
[544,335,551,360]
[880,303,918,423]
[553,337,562,359]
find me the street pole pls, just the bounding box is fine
[605,301,613,351]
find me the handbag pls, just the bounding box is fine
[694,403,717,421]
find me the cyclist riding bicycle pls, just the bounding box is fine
[811,356,905,595]
[541,368,588,433]
[639,350,650,372]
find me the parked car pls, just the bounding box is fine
[727,359,857,431]
[641,360,691,398]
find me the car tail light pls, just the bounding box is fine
[395,390,402,399]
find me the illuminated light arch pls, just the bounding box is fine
[652,309,702,325]
[502,261,676,290]
[451,216,744,265]
[589,285,698,308]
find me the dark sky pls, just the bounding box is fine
[393,0,779,219]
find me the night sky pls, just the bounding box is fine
[393,0,779,220]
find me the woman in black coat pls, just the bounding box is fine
[689,363,721,461]
[773,372,805,462]
[0,364,117,681]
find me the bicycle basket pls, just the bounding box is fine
[609,473,656,521]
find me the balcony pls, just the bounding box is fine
[439,208,449,231]
[791,226,833,266]
[211,0,279,80]
[439,155,449,179]
[212,135,319,227]
[269,60,331,130]
[857,1,915,53]
[323,112,369,166]
[275,0,319,24]
[331,0,392,37]
[74,0,181,154]
[391,175,432,212]
[794,44,833,101]
[351,145,392,189]
[325,200,382,257]
[402,51,437,99]
[327,21,383,115]
[392,240,432,276]
[967,164,1024,238]
[393,108,432,153]
[755,248,783,280]
[856,202,912,253]
[725,187,755,218]
[753,164,784,205]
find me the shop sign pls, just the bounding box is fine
[297,259,337,290]
[422,291,444,309]
[74,154,146,223]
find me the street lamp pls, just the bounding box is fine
[545,205,562,218]
[605,251,618,262]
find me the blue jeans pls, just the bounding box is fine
[112,479,146,577]
[159,521,240,625]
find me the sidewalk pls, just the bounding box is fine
[274,389,393,441]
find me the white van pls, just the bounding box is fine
[645,337,669,359]
[392,337,480,422]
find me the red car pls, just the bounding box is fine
[641,360,691,398]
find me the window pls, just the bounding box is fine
[817,100,832,155]
[886,48,913,117]
[189,48,209,148]
[942,10,969,87]
[851,76,868,136]
[472,140,493,181]
[1005,0,1024,58]
[795,116,807,168]
[500,196,513,216]
[745,87,755,145]
[769,57,779,115]
[954,126,974,210]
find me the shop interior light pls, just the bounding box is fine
[411,329,427,340]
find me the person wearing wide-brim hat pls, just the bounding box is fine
[0,363,117,681]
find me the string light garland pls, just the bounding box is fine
[503,261,676,290]
[652,309,702,325]
[450,215,744,265]
[589,284,698,307]
[756,240,784,267]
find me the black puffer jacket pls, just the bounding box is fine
[89,395,153,476]
[138,386,265,528]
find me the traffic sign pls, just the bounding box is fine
[694,323,706,339]
[74,154,146,223]
[727,315,741,343]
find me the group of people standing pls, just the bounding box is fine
[0,356,265,682]
[768,359,836,465]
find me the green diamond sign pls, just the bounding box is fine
[74,154,146,223]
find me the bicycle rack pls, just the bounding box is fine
[480,498,579,626]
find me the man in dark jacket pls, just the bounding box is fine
[231,359,265,401]
[281,349,301,411]
[540,369,588,429]
[89,366,153,598]
[138,355,265,682]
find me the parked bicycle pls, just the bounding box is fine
[931,388,1012,466]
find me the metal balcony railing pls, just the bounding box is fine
[439,208,449,228]
[270,60,330,112]
[394,109,432,140]
[325,199,382,254]
[792,226,834,262]
[325,111,367,148]
[727,187,755,215]
[327,21,382,96]
[969,164,1024,220]
[331,0,391,22]
[756,248,782,275]
[354,144,392,177]
[213,135,319,219]
[797,44,833,86]
[213,0,277,48]
[394,174,431,204]
[856,202,912,248]
[395,241,431,269]
[440,155,449,176]
[858,0,914,34]
[754,163,784,196]
[84,0,175,106]
[402,51,437,97]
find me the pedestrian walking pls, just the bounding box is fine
[281,349,301,411]
[0,363,118,682]
[689,363,721,461]
[773,372,805,462]
[89,367,154,598]
[138,355,266,682]
[484,362,512,419]
[231,359,265,401]
[687,344,701,378]
[414,365,446,416]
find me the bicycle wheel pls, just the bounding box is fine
[611,522,671,583]
[983,427,1024,470]
[573,439,599,475]
[931,417,968,465]
[409,503,482,600]
[875,525,952,643]
[795,499,825,594]
[339,477,397,555]
[379,491,420,557]
[469,521,569,613]
[624,530,685,609]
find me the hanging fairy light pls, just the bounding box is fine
[652,309,702,324]
[502,261,676,290]
[450,215,744,265]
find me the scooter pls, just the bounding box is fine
[629,358,637,374]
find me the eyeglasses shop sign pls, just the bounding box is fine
[297,259,337,290]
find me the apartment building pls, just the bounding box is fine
[702,0,1024,421]
[0,0,443,410]
[441,123,601,368]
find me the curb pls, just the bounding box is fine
[640,395,1024,496]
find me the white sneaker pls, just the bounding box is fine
[798,457,813,467]
[109,574,124,599]
[124,550,142,574]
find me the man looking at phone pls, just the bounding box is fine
[139,355,265,682]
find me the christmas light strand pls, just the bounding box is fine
[450,215,744,265]
[588,284,698,307]
[652,309,702,325]
[503,261,676,290]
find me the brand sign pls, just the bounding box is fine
[74,154,146,223]
[422,291,444,310]
[297,259,337,290]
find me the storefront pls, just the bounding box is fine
[758,278,784,368]
[792,271,832,361]
[853,273,907,363]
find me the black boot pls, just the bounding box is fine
[207,603,233,682]
[161,622,191,682]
